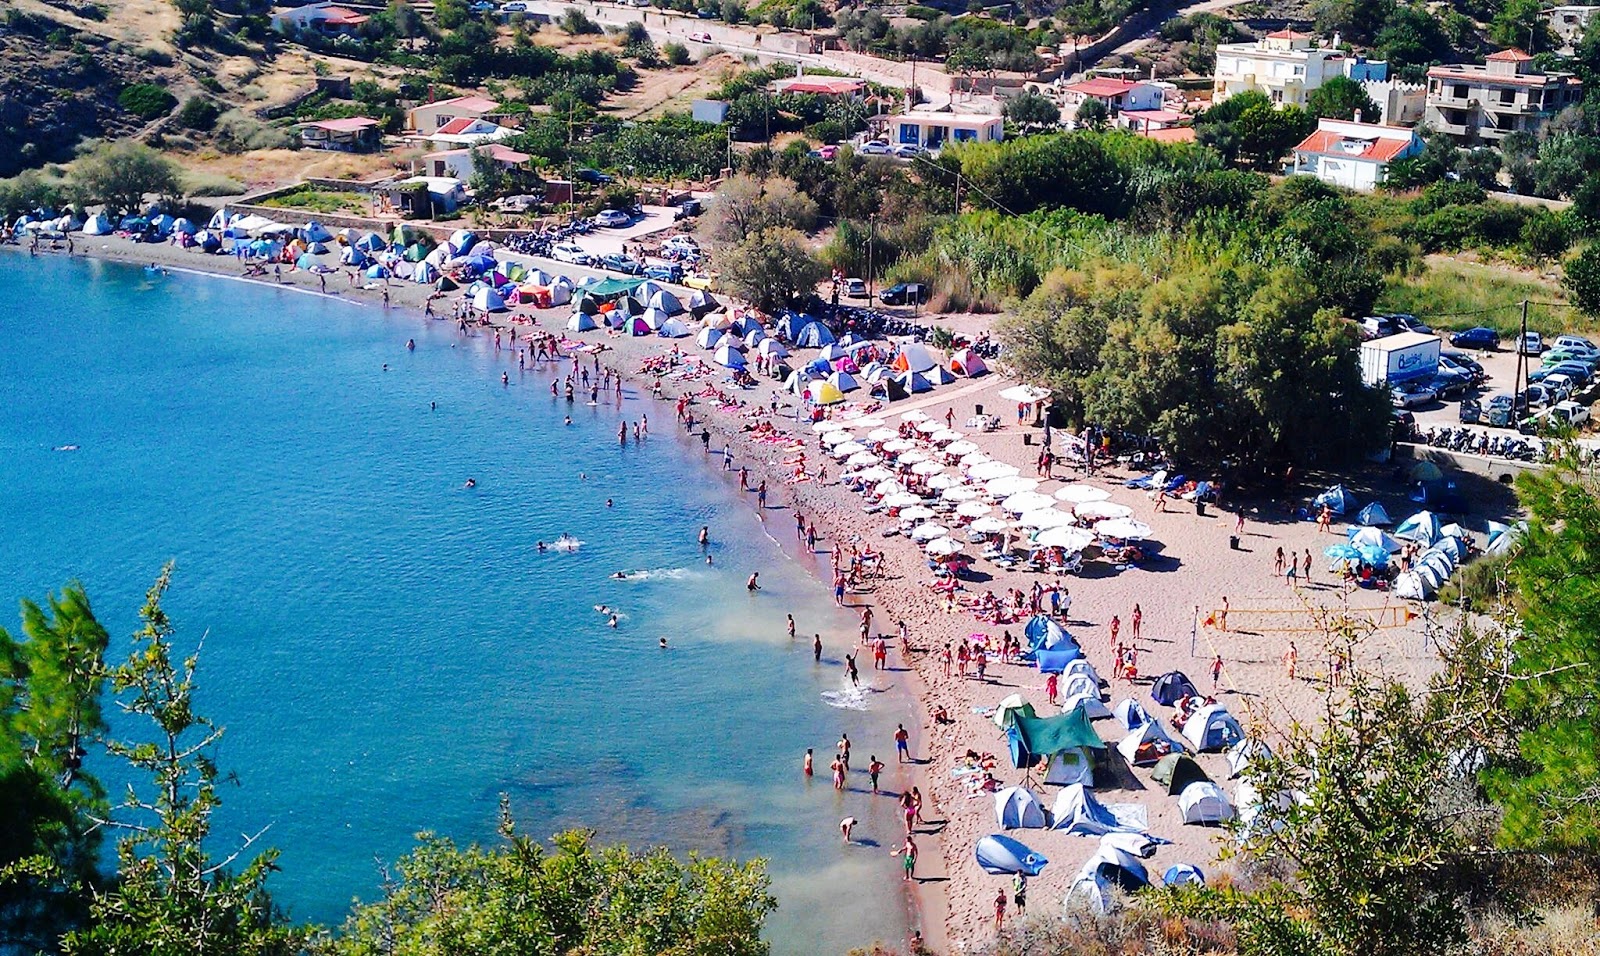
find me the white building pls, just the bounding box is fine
[1549,5,1600,53]
[1059,78,1165,126]
[1289,118,1424,191]
[406,95,503,134]
[424,117,517,147]
[1213,31,1387,108]
[271,2,369,35]
[417,144,531,181]
[1360,79,1427,126]
[881,110,1004,149]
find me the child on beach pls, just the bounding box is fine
[804,748,814,777]
[868,756,884,793]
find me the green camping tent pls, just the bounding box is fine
[1152,753,1209,796]
[1013,708,1105,758]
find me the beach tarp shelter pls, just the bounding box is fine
[892,343,938,373]
[1150,671,1199,706]
[649,289,685,315]
[714,344,747,368]
[1357,502,1392,526]
[470,287,507,312]
[1042,746,1095,786]
[657,318,691,338]
[1313,484,1356,515]
[1117,720,1185,767]
[828,371,860,392]
[1051,785,1143,837]
[1178,781,1235,824]
[567,312,598,332]
[1034,647,1083,673]
[1061,692,1112,721]
[796,322,836,348]
[1069,845,1150,913]
[1009,709,1104,769]
[992,694,1037,731]
[1226,738,1271,778]
[589,276,646,299]
[1163,864,1205,886]
[950,348,989,376]
[1152,753,1209,796]
[1181,705,1244,752]
[994,786,1048,829]
[1113,698,1148,731]
[1395,510,1442,546]
[975,834,1048,876]
[696,327,725,350]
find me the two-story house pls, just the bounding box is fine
[1213,31,1360,108]
[1424,50,1583,143]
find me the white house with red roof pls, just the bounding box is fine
[417,143,531,181]
[1289,117,1423,191]
[1060,77,1164,125]
[406,95,506,134]
[424,116,518,147]
[271,2,369,36]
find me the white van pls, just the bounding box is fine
[1520,331,1544,355]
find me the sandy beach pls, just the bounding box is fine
[13,233,1507,952]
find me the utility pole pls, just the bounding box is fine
[954,170,962,214]
[1515,298,1530,422]
[867,214,876,298]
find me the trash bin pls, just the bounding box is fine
[974,403,984,416]
[1196,500,1207,517]
[1229,535,1239,550]
[1023,433,1033,446]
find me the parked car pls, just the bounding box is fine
[683,271,719,291]
[660,234,699,255]
[1486,393,1516,427]
[593,209,632,228]
[645,263,683,283]
[1552,334,1597,352]
[1458,397,1482,424]
[550,243,593,266]
[597,253,643,274]
[1391,380,1438,408]
[1450,327,1500,350]
[845,277,867,297]
[1519,331,1544,355]
[1540,372,1577,401]
[1389,313,1432,334]
[1392,409,1417,442]
[811,144,839,161]
[673,198,703,221]
[469,0,495,10]
[1428,368,1472,398]
[1440,350,1486,380]
[500,1,528,10]
[1515,383,1557,410]
[696,7,718,16]
[1532,362,1594,388]
[1361,315,1399,338]
[858,140,892,155]
[688,30,713,41]
[878,282,929,306]
[1548,399,1593,428]
[575,168,613,185]
[891,143,927,159]
[1542,345,1600,366]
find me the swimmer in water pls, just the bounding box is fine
[595,604,610,613]
[564,416,572,425]
[430,401,436,410]
[699,526,710,546]
[382,364,389,371]
[612,571,630,580]
[501,372,509,385]
[406,339,415,350]
[537,541,547,552]
[464,478,476,488]
[608,615,618,628]
[659,637,668,649]
[606,498,613,508]
[705,554,713,565]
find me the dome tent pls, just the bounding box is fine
[796,321,836,348]
[975,834,1048,877]
[1051,784,1145,837]
[828,370,860,392]
[1177,781,1235,825]
[1112,698,1148,731]
[1181,705,1244,752]
[1152,752,1209,796]
[1312,484,1356,515]
[696,327,725,350]
[688,290,719,316]
[1117,720,1184,767]
[303,221,333,243]
[470,287,507,312]
[1356,502,1392,526]
[806,381,847,405]
[714,344,747,368]
[657,317,691,338]
[1042,745,1095,786]
[82,212,112,235]
[1226,738,1271,779]
[758,338,790,359]
[1163,864,1205,887]
[891,343,938,373]
[1068,844,1150,914]
[649,289,685,315]
[1061,691,1111,721]
[993,786,1047,829]
[1394,510,1443,546]
[992,694,1037,731]
[950,348,988,376]
[897,370,934,393]
[567,312,598,332]
[1150,671,1199,706]
[641,307,672,331]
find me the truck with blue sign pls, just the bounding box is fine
[1360,331,1440,387]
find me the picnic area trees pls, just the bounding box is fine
[700,174,818,246]
[69,143,183,221]
[714,227,827,312]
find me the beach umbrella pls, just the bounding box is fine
[910,460,945,476]
[961,451,991,466]
[910,523,950,541]
[882,439,916,454]
[876,480,908,497]
[1017,508,1073,529]
[868,428,900,442]
[915,419,941,434]
[925,537,964,556]
[1075,501,1134,521]
[970,461,1020,481]
[857,467,895,483]
[901,409,928,421]
[941,487,980,502]
[1034,526,1095,551]
[930,429,964,443]
[927,474,963,490]
[971,516,1009,534]
[1003,491,1055,514]
[829,440,867,457]
[946,440,979,456]
[883,492,922,508]
[813,420,850,433]
[898,450,930,465]
[1357,544,1393,566]
[1096,518,1153,540]
[847,451,880,469]
[821,429,856,446]
[1054,484,1111,504]
[986,475,1039,497]
[1324,544,1363,561]
[900,506,936,522]
[955,500,992,518]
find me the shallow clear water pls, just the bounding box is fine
[0,254,915,953]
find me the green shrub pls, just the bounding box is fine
[663,41,691,65]
[118,83,176,120]
[176,96,220,131]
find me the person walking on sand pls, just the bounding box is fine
[804,748,814,777]
[1211,653,1223,689]
[1109,614,1120,649]
[899,791,916,834]
[1013,873,1028,918]
[897,835,917,882]
[1303,548,1314,583]
[1317,504,1332,533]
[1274,547,1285,576]
[1284,641,1299,680]
[1218,597,1229,633]
[895,723,910,763]
[757,481,768,509]
[1131,603,1142,641]
[1236,510,1246,534]
[942,643,953,677]
[1046,670,1058,704]
[868,756,884,793]
[1286,557,1298,587]
[911,786,925,825]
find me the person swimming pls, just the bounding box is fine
[537,541,547,552]
[606,498,613,508]
[464,478,476,488]
[659,637,668,649]
[608,615,619,628]
[564,416,572,425]
[406,339,415,350]
[611,571,630,580]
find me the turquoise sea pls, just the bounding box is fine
[0,253,914,952]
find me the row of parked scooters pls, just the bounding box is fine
[1419,426,1544,461]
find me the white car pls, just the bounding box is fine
[593,209,632,228]
[551,243,593,266]
[688,30,712,41]
[858,140,892,155]
[1548,399,1592,428]
[1552,334,1597,352]
[661,235,699,255]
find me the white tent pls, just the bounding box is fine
[567,312,598,332]
[714,344,747,368]
[1117,719,1185,766]
[548,280,573,306]
[657,318,691,338]
[1042,747,1094,787]
[1181,705,1245,752]
[696,327,725,349]
[1177,782,1235,825]
[470,287,507,312]
[1051,785,1142,837]
[1226,738,1271,779]
[641,307,671,331]
[1068,844,1149,914]
[1059,674,1099,701]
[894,343,938,373]
[993,786,1048,829]
[757,338,789,359]
[649,289,685,315]
[1061,692,1111,721]
[1112,698,1148,731]
[81,212,112,235]
[1063,659,1102,688]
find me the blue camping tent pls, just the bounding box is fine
[1163,864,1205,887]
[365,263,391,279]
[975,835,1048,876]
[449,229,477,254]
[1394,510,1442,546]
[1356,502,1392,526]
[796,322,836,348]
[1024,615,1070,651]
[1151,671,1199,706]
[294,252,318,270]
[1313,484,1356,515]
[304,221,333,243]
[356,231,387,252]
[1034,647,1083,674]
[776,312,807,340]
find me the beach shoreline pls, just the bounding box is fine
[10,233,1474,952]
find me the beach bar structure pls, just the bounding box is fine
[874,110,1005,149]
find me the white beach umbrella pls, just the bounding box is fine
[813,420,850,434]
[915,419,941,434]
[1054,484,1112,504]
[986,475,1039,497]
[883,492,922,508]
[876,480,908,497]
[883,439,917,454]
[900,410,928,421]
[1034,526,1097,551]
[868,428,900,442]
[960,452,991,467]
[970,461,1021,481]
[970,516,1009,534]
[1096,518,1153,540]
[1017,508,1074,529]
[847,451,880,468]
[821,429,856,446]
[1002,491,1056,514]
[898,450,931,465]
[830,441,868,458]
[946,440,980,457]
[925,536,964,556]
[941,486,981,502]
[955,500,992,518]
[899,505,936,522]
[911,460,946,476]
[1076,501,1134,521]
[849,416,887,428]
[857,467,895,483]
[910,523,950,541]
[930,429,964,443]
[927,473,963,490]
